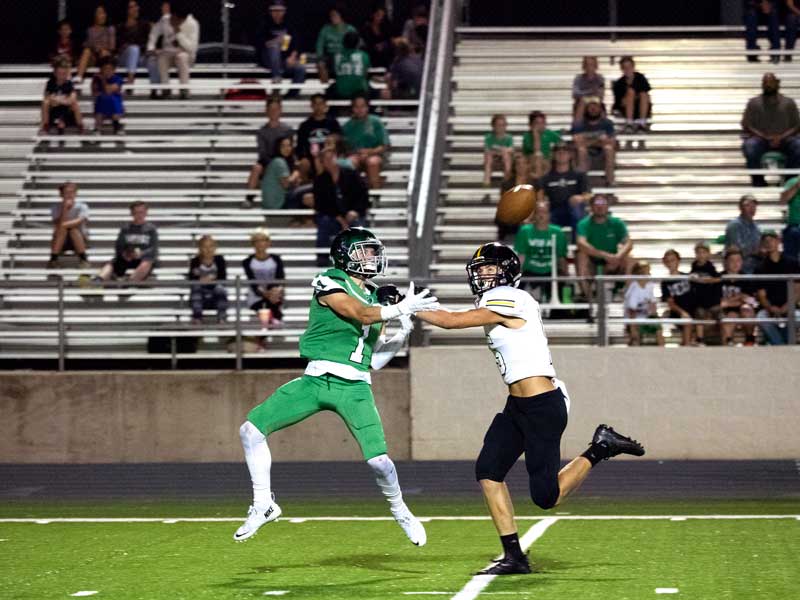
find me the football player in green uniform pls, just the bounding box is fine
[234,227,439,545]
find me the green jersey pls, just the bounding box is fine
[576,214,629,254]
[299,268,382,373]
[484,132,513,151]
[782,176,800,225]
[521,129,561,158]
[334,49,370,98]
[343,114,389,150]
[315,23,357,60]
[514,223,567,274]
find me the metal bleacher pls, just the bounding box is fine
[0,63,418,364]
[427,33,792,345]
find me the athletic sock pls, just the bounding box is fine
[239,421,273,510]
[500,532,525,560]
[367,454,405,511]
[582,442,610,467]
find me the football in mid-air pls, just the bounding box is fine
[495,184,535,225]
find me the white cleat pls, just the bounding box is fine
[391,504,427,546]
[233,501,282,542]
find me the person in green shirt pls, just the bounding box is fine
[779,175,800,262]
[331,31,371,99]
[576,193,634,298]
[343,94,389,188]
[260,135,301,209]
[483,113,514,187]
[234,228,439,546]
[517,111,562,184]
[514,200,568,301]
[315,6,357,83]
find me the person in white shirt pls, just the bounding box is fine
[623,260,664,346]
[417,242,645,576]
[147,1,199,99]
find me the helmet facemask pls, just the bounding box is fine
[345,239,387,279]
[467,257,520,295]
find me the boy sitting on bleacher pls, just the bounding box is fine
[91,57,124,135]
[93,201,158,284]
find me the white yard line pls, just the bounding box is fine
[1,514,797,524]
[450,518,558,600]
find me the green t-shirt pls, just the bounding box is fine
[576,214,629,254]
[316,23,357,60]
[343,114,389,150]
[334,49,370,98]
[782,176,800,225]
[299,268,382,372]
[514,224,567,275]
[521,129,561,158]
[260,156,290,209]
[484,132,513,151]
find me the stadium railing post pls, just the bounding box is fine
[596,276,608,346]
[58,0,66,21]
[609,0,618,43]
[221,0,233,77]
[788,278,797,345]
[234,276,243,370]
[57,278,65,371]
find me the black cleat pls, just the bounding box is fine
[592,424,645,459]
[476,554,532,576]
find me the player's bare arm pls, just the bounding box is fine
[417,307,524,330]
[320,291,386,325]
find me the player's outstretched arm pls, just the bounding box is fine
[320,284,439,325]
[416,307,508,330]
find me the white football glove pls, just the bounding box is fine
[380,282,439,320]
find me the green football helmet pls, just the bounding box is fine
[329,227,388,279]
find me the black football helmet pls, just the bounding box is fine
[466,242,521,295]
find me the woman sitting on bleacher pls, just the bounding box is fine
[187,235,228,324]
[76,5,116,83]
[261,135,312,212]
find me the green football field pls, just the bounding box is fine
[1,497,798,600]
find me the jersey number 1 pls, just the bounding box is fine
[349,325,371,364]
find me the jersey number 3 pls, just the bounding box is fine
[349,325,371,364]
[493,350,507,375]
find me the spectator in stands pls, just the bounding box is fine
[779,173,800,262]
[719,246,758,346]
[661,249,696,346]
[690,241,721,346]
[329,31,372,100]
[612,56,652,133]
[313,147,370,266]
[517,111,561,184]
[254,0,306,98]
[117,0,151,90]
[572,56,604,125]
[243,228,285,326]
[297,94,342,177]
[343,94,389,189]
[572,99,616,185]
[744,0,780,63]
[155,1,199,99]
[741,72,800,186]
[536,142,591,232]
[576,194,634,299]
[76,5,116,83]
[724,194,762,273]
[316,5,357,83]
[40,59,84,134]
[384,38,423,100]
[261,135,306,209]
[91,58,124,134]
[624,261,664,346]
[402,4,429,54]
[361,5,394,70]
[188,235,228,324]
[48,182,90,269]
[755,230,800,344]
[514,199,567,302]
[95,201,158,282]
[52,19,77,66]
[245,95,293,207]
[483,114,514,187]
[145,1,174,98]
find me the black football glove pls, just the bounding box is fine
[376,284,405,306]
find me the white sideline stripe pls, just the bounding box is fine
[70,592,98,597]
[1,514,797,524]
[656,588,680,594]
[263,592,289,596]
[450,518,558,600]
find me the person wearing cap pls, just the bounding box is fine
[535,142,591,235]
[242,227,286,326]
[254,0,306,98]
[576,194,634,299]
[571,56,605,125]
[754,230,800,344]
[779,171,800,262]
[571,99,616,186]
[724,194,762,273]
[517,111,562,184]
[741,72,800,187]
[689,241,721,346]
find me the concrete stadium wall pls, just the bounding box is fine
[0,370,410,463]
[410,347,800,460]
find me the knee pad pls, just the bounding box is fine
[367,454,395,479]
[239,421,265,444]
[530,480,559,510]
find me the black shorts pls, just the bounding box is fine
[112,256,154,278]
[475,387,568,510]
